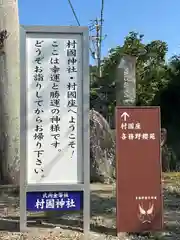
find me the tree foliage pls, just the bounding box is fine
[90,31,180,170]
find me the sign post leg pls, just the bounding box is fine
[20,186,27,232]
[83,187,90,239]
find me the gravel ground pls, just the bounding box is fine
[0,181,179,239]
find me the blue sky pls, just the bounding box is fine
[18,0,179,63]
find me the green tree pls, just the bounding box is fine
[153,55,180,169]
[91,31,169,118]
[90,31,180,170]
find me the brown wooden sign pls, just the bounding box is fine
[116,106,163,233]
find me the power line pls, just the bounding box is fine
[89,1,105,77]
[67,0,95,59]
[89,20,99,64]
[67,0,80,26]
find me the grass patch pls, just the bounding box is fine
[163,172,180,179]
[163,172,180,197]
[163,172,180,185]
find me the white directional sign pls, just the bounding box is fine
[20,25,90,238]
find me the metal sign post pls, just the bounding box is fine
[116,106,163,234]
[20,25,90,238]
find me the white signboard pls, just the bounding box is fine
[26,34,82,184]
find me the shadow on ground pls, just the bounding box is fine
[1,184,179,238]
[0,189,117,236]
[0,216,116,236]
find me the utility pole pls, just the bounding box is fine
[67,0,96,61]
[99,0,104,77]
[95,19,101,77]
[89,18,106,78]
[67,0,105,76]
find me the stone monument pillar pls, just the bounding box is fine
[116,55,136,106]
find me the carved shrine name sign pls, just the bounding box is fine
[116,107,163,233]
